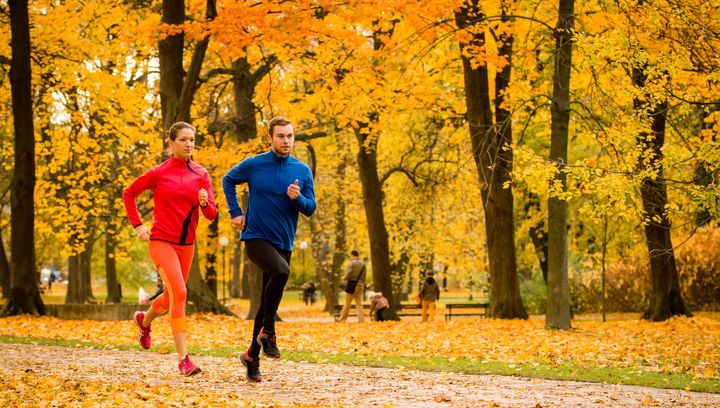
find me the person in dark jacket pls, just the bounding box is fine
[418,271,440,322]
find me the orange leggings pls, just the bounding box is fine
[148,241,194,334]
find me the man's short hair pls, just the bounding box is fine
[268,116,293,136]
[351,250,359,257]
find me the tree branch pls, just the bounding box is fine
[380,167,419,187]
[295,131,327,142]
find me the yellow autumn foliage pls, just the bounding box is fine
[1,313,718,379]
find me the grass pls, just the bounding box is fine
[2,334,718,393]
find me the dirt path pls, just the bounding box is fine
[1,344,718,407]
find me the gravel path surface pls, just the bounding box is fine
[1,343,719,407]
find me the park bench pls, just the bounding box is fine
[396,303,422,317]
[444,302,489,320]
[333,303,423,319]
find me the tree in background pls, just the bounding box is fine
[2,0,44,316]
[545,0,575,329]
[455,0,527,319]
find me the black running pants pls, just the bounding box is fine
[244,239,291,357]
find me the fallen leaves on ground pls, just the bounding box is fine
[1,313,718,379]
[5,343,717,408]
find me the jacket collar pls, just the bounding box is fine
[268,149,290,163]
[170,156,190,167]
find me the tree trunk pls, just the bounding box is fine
[159,0,185,132]
[309,218,333,309]
[489,5,526,318]
[324,159,348,312]
[546,0,574,330]
[632,66,691,321]
[2,0,44,316]
[694,107,717,227]
[301,142,337,312]
[66,254,81,303]
[456,1,526,319]
[65,235,95,304]
[233,55,258,141]
[186,245,233,314]
[0,231,10,299]
[105,231,121,304]
[104,183,121,304]
[81,242,95,302]
[354,125,396,319]
[525,192,549,283]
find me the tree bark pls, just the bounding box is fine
[105,231,121,303]
[0,231,10,299]
[632,66,691,321]
[303,144,336,313]
[2,0,44,316]
[104,180,122,304]
[455,1,526,319]
[324,158,348,313]
[546,0,574,330]
[693,107,717,227]
[525,192,549,283]
[159,0,185,132]
[354,124,397,319]
[186,246,232,314]
[232,55,258,142]
[65,233,96,304]
[309,218,333,310]
[81,241,95,302]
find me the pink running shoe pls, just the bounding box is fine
[178,355,201,376]
[133,311,152,350]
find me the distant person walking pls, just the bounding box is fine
[337,250,366,323]
[418,271,440,322]
[303,281,317,305]
[223,116,316,382]
[47,272,55,293]
[123,121,216,376]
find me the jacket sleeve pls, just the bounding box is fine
[122,168,156,228]
[222,159,250,218]
[291,168,316,217]
[200,170,217,221]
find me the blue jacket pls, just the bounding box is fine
[222,150,316,251]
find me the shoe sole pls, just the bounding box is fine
[240,355,262,382]
[256,334,281,359]
[180,367,201,377]
[133,312,151,350]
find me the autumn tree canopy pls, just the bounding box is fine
[1,0,719,320]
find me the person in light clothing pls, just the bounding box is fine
[337,250,366,322]
[367,291,389,322]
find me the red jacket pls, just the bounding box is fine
[123,156,217,245]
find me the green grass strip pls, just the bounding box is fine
[2,335,718,393]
